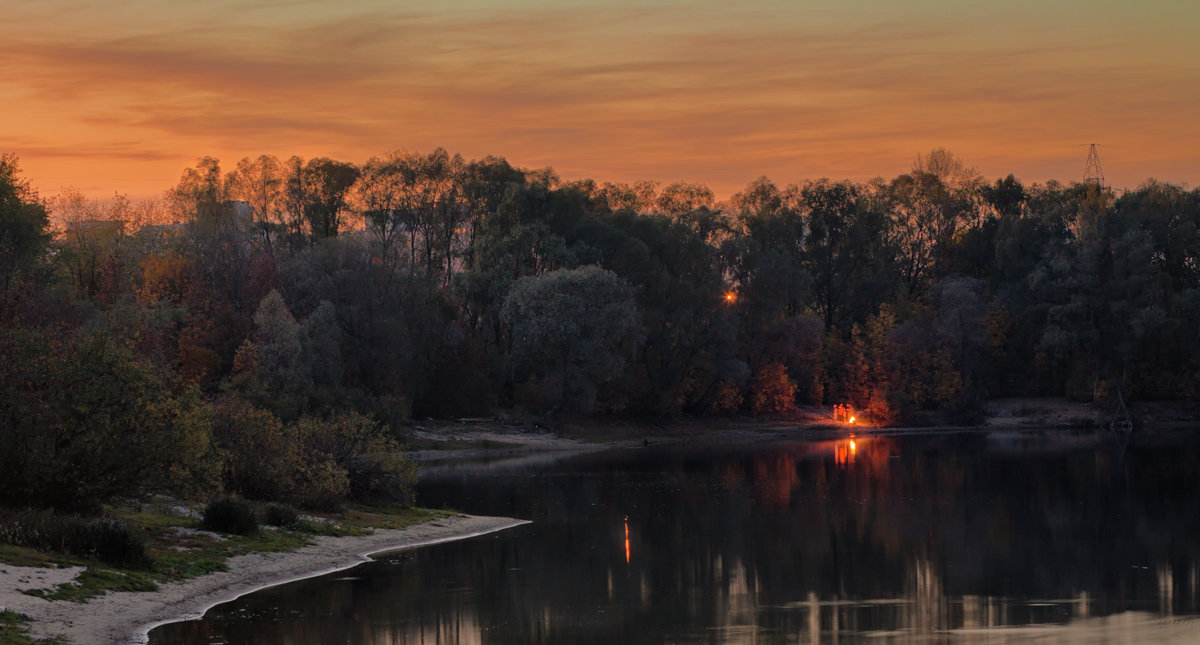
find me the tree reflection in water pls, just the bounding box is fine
[153,431,1200,644]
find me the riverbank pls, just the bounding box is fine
[409,398,1200,447]
[0,513,527,645]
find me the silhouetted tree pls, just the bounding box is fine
[502,266,644,413]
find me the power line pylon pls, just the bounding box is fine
[1083,143,1105,187]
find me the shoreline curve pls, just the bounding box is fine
[2,514,529,645]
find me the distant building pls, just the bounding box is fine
[227,200,254,227]
[137,222,185,241]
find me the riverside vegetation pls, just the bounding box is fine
[1,148,1198,608]
[0,497,441,643]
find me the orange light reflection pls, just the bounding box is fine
[624,516,630,564]
[835,435,863,467]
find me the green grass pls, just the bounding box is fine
[0,544,69,569]
[0,610,67,645]
[2,501,450,603]
[329,506,446,531]
[24,568,157,602]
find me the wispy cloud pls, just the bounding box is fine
[0,137,177,162]
[3,1,1198,196]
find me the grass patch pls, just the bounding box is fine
[0,610,68,645]
[0,544,68,569]
[330,506,446,531]
[24,568,157,602]
[151,549,229,580]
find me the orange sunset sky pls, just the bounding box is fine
[3,0,1198,201]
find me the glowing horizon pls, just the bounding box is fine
[3,0,1198,202]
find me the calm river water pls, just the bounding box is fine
[151,430,1200,643]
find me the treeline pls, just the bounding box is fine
[2,149,1199,507]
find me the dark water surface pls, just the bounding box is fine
[151,430,1200,643]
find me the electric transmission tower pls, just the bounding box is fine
[1083,143,1105,187]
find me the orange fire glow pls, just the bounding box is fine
[724,292,737,303]
[833,404,858,424]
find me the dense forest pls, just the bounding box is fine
[2,148,1199,511]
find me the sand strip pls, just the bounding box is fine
[0,514,528,645]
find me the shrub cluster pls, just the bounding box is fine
[260,502,301,528]
[200,496,259,535]
[0,509,149,569]
[212,400,416,510]
[0,327,220,513]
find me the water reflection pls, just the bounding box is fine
[153,431,1200,644]
[833,436,857,467]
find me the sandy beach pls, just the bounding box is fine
[0,514,528,645]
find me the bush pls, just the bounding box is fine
[708,379,743,414]
[0,510,150,569]
[212,403,417,511]
[65,518,150,569]
[348,452,417,507]
[201,496,259,535]
[0,328,219,512]
[749,363,796,415]
[296,412,416,507]
[211,397,303,502]
[292,461,350,511]
[260,503,300,529]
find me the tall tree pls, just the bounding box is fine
[352,148,467,283]
[800,179,893,331]
[883,171,978,289]
[170,157,231,225]
[656,182,715,217]
[355,153,412,267]
[727,177,807,317]
[912,147,983,191]
[0,154,50,303]
[227,154,284,254]
[725,177,811,377]
[301,158,360,240]
[502,266,644,413]
[49,188,130,300]
[459,155,527,269]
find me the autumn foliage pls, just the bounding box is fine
[3,148,1200,512]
